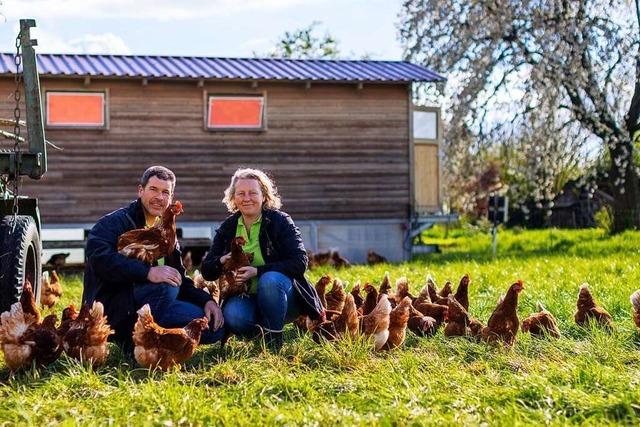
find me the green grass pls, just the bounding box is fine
[2,227,640,425]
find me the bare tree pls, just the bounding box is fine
[400,0,640,231]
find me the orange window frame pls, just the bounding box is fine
[206,95,265,130]
[46,91,108,129]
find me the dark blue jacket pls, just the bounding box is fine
[83,199,211,346]
[201,208,324,320]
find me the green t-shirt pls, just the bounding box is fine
[236,215,265,294]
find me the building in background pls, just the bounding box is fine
[0,53,446,263]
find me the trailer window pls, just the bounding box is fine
[46,91,107,129]
[206,95,265,130]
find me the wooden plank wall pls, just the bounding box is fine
[0,78,411,224]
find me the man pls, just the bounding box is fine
[83,166,224,352]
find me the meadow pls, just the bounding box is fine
[1,227,640,426]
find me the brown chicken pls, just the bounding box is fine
[439,281,453,298]
[20,280,41,324]
[40,270,64,308]
[221,236,254,300]
[315,275,332,309]
[310,250,332,268]
[360,294,392,351]
[630,290,640,331]
[333,294,359,339]
[350,281,364,312]
[395,277,417,304]
[444,295,472,338]
[413,300,448,327]
[0,302,39,371]
[117,201,183,264]
[382,297,412,350]
[24,314,63,367]
[331,251,351,268]
[367,250,387,265]
[415,282,432,304]
[325,279,347,319]
[58,305,79,339]
[407,306,438,337]
[362,283,378,316]
[0,282,62,372]
[481,281,525,346]
[378,272,397,308]
[574,283,613,329]
[378,272,393,297]
[426,275,449,305]
[453,274,470,311]
[132,304,208,370]
[521,302,561,338]
[192,270,220,303]
[312,293,359,342]
[426,275,439,302]
[62,301,114,366]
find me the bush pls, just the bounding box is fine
[594,206,613,234]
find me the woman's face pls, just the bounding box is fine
[234,178,264,218]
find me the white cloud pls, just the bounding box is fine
[29,27,131,54]
[2,0,310,21]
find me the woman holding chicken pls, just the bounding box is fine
[201,168,323,351]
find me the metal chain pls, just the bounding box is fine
[11,29,22,227]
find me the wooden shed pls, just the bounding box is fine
[0,53,445,262]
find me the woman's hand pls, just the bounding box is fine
[219,253,231,265]
[235,266,257,284]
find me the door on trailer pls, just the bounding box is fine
[413,106,442,215]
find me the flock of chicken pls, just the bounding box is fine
[1,267,640,374]
[293,272,640,351]
[0,272,216,373]
[3,199,639,373]
[0,279,112,373]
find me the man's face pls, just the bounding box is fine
[138,176,173,217]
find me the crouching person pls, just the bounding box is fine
[201,168,324,351]
[82,166,224,354]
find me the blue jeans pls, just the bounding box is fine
[223,271,299,336]
[133,283,224,344]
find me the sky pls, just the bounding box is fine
[0,0,405,59]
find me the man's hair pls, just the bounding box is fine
[140,165,176,189]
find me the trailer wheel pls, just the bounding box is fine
[0,215,41,312]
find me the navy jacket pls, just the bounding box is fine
[83,199,212,346]
[201,208,324,320]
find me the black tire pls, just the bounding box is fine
[0,215,41,312]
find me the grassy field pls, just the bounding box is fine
[1,227,640,425]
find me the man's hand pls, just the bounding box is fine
[204,300,224,330]
[219,252,231,265]
[147,266,182,287]
[235,266,257,284]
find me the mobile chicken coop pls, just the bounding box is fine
[0,50,451,264]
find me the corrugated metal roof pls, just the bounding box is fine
[0,53,445,83]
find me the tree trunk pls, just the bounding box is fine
[609,138,640,233]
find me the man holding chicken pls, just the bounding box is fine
[83,166,224,353]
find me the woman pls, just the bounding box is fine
[201,168,324,350]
